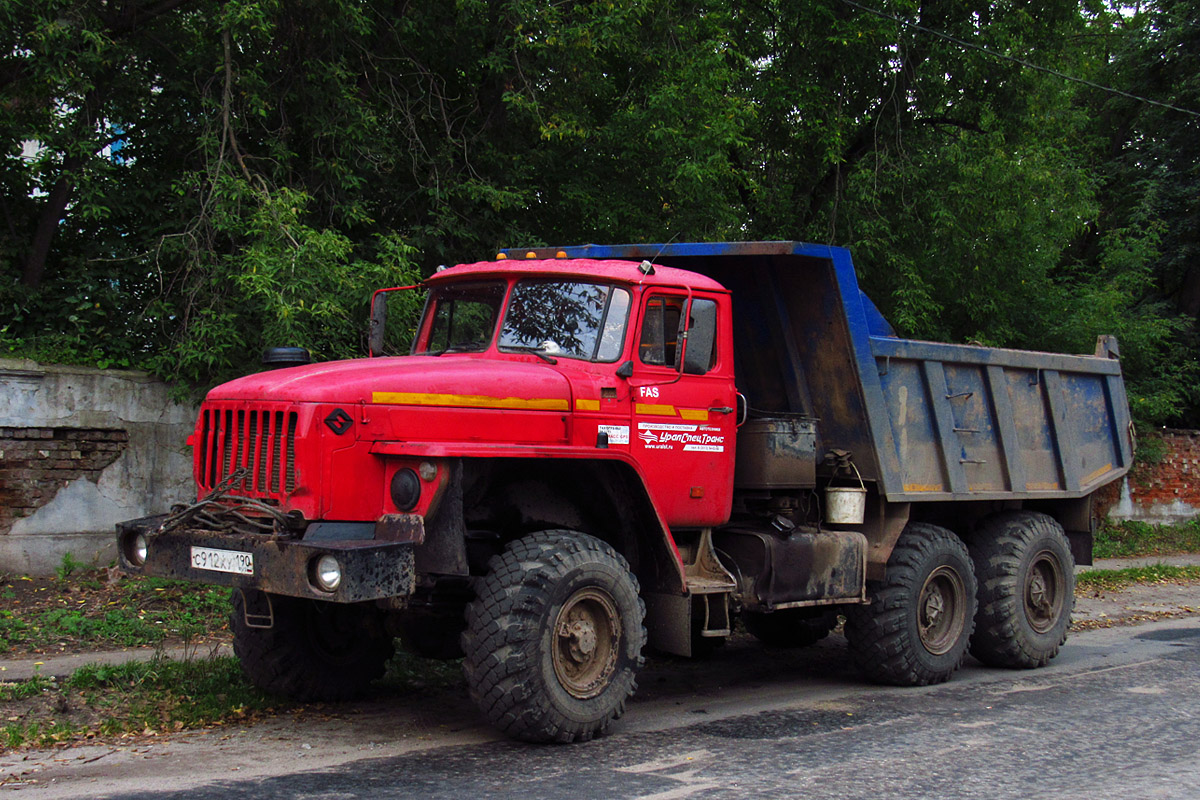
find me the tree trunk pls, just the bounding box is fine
[21,159,80,288]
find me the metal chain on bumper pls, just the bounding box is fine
[156,468,301,537]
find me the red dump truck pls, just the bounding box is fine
[118,241,1133,742]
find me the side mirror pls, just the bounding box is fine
[369,292,387,356]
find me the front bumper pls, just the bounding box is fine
[116,515,416,603]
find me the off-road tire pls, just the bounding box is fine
[461,530,646,743]
[845,523,977,686]
[969,511,1075,669]
[231,590,394,702]
[743,608,839,648]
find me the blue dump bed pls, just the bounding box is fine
[543,241,1134,501]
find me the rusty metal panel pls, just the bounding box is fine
[870,337,1131,500]
[734,416,817,488]
[713,526,866,610]
[117,516,415,603]
[876,357,946,492]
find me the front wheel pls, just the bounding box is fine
[845,523,977,686]
[230,590,394,701]
[461,530,646,743]
[969,511,1075,668]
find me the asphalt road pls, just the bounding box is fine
[13,617,1200,800]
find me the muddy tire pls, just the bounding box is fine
[743,608,838,648]
[845,523,977,686]
[230,590,394,701]
[969,511,1075,669]
[461,530,646,743]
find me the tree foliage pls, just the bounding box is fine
[1,0,1197,425]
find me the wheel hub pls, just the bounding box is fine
[565,619,598,661]
[552,587,621,700]
[918,565,967,656]
[1025,550,1064,634]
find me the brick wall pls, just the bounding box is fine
[1104,429,1200,524]
[0,428,130,536]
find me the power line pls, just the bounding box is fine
[839,0,1200,119]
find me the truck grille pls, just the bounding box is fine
[198,405,298,496]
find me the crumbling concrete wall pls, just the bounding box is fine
[0,358,196,575]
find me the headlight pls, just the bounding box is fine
[312,554,342,592]
[390,468,421,511]
[125,532,149,566]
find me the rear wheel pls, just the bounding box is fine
[231,590,394,701]
[743,608,838,648]
[969,511,1074,668]
[461,530,646,743]
[845,523,977,686]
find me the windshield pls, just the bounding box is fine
[499,280,631,362]
[420,281,505,353]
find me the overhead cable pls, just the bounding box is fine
[839,0,1200,119]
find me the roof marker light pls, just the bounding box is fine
[556,251,568,259]
[525,251,537,259]
[639,260,656,276]
[496,253,507,260]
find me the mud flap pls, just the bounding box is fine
[644,592,692,657]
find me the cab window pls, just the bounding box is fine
[422,281,505,353]
[639,295,718,375]
[638,296,684,366]
[499,280,631,362]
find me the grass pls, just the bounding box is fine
[0,650,466,750]
[1,656,283,749]
[0,572,231,655]
[0,676,54,702]
[1094,518,1200,559]
[1076,564,1200,591]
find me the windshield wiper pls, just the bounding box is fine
[504,346,558,364]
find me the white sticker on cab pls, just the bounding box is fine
[598,425,629,445]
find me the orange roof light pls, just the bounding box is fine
[556,251,568,259]
[525,251,537,259]
[496,253,507,260]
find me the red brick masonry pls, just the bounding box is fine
[1096,429,1200,523]
[0,427,128,535]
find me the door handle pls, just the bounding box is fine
[709,406,734,414]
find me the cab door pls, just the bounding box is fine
[630,291,737,526]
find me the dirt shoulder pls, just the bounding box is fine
[1072,556,1200,630]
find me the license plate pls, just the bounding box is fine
[190,546,254,576]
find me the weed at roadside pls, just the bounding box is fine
[0,570,231,655]
[1095,519,1200,559]
[1077,564,1200,591]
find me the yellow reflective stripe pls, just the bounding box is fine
[903,483,944,493]
[635,403,677,416]
[372,392,568,411]
[1081,463,1114,485]
[575,399,601,412]
[678,408,709,421]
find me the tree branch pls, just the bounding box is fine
[918,115,985,134]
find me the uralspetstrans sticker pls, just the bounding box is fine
[635,422,725,452]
